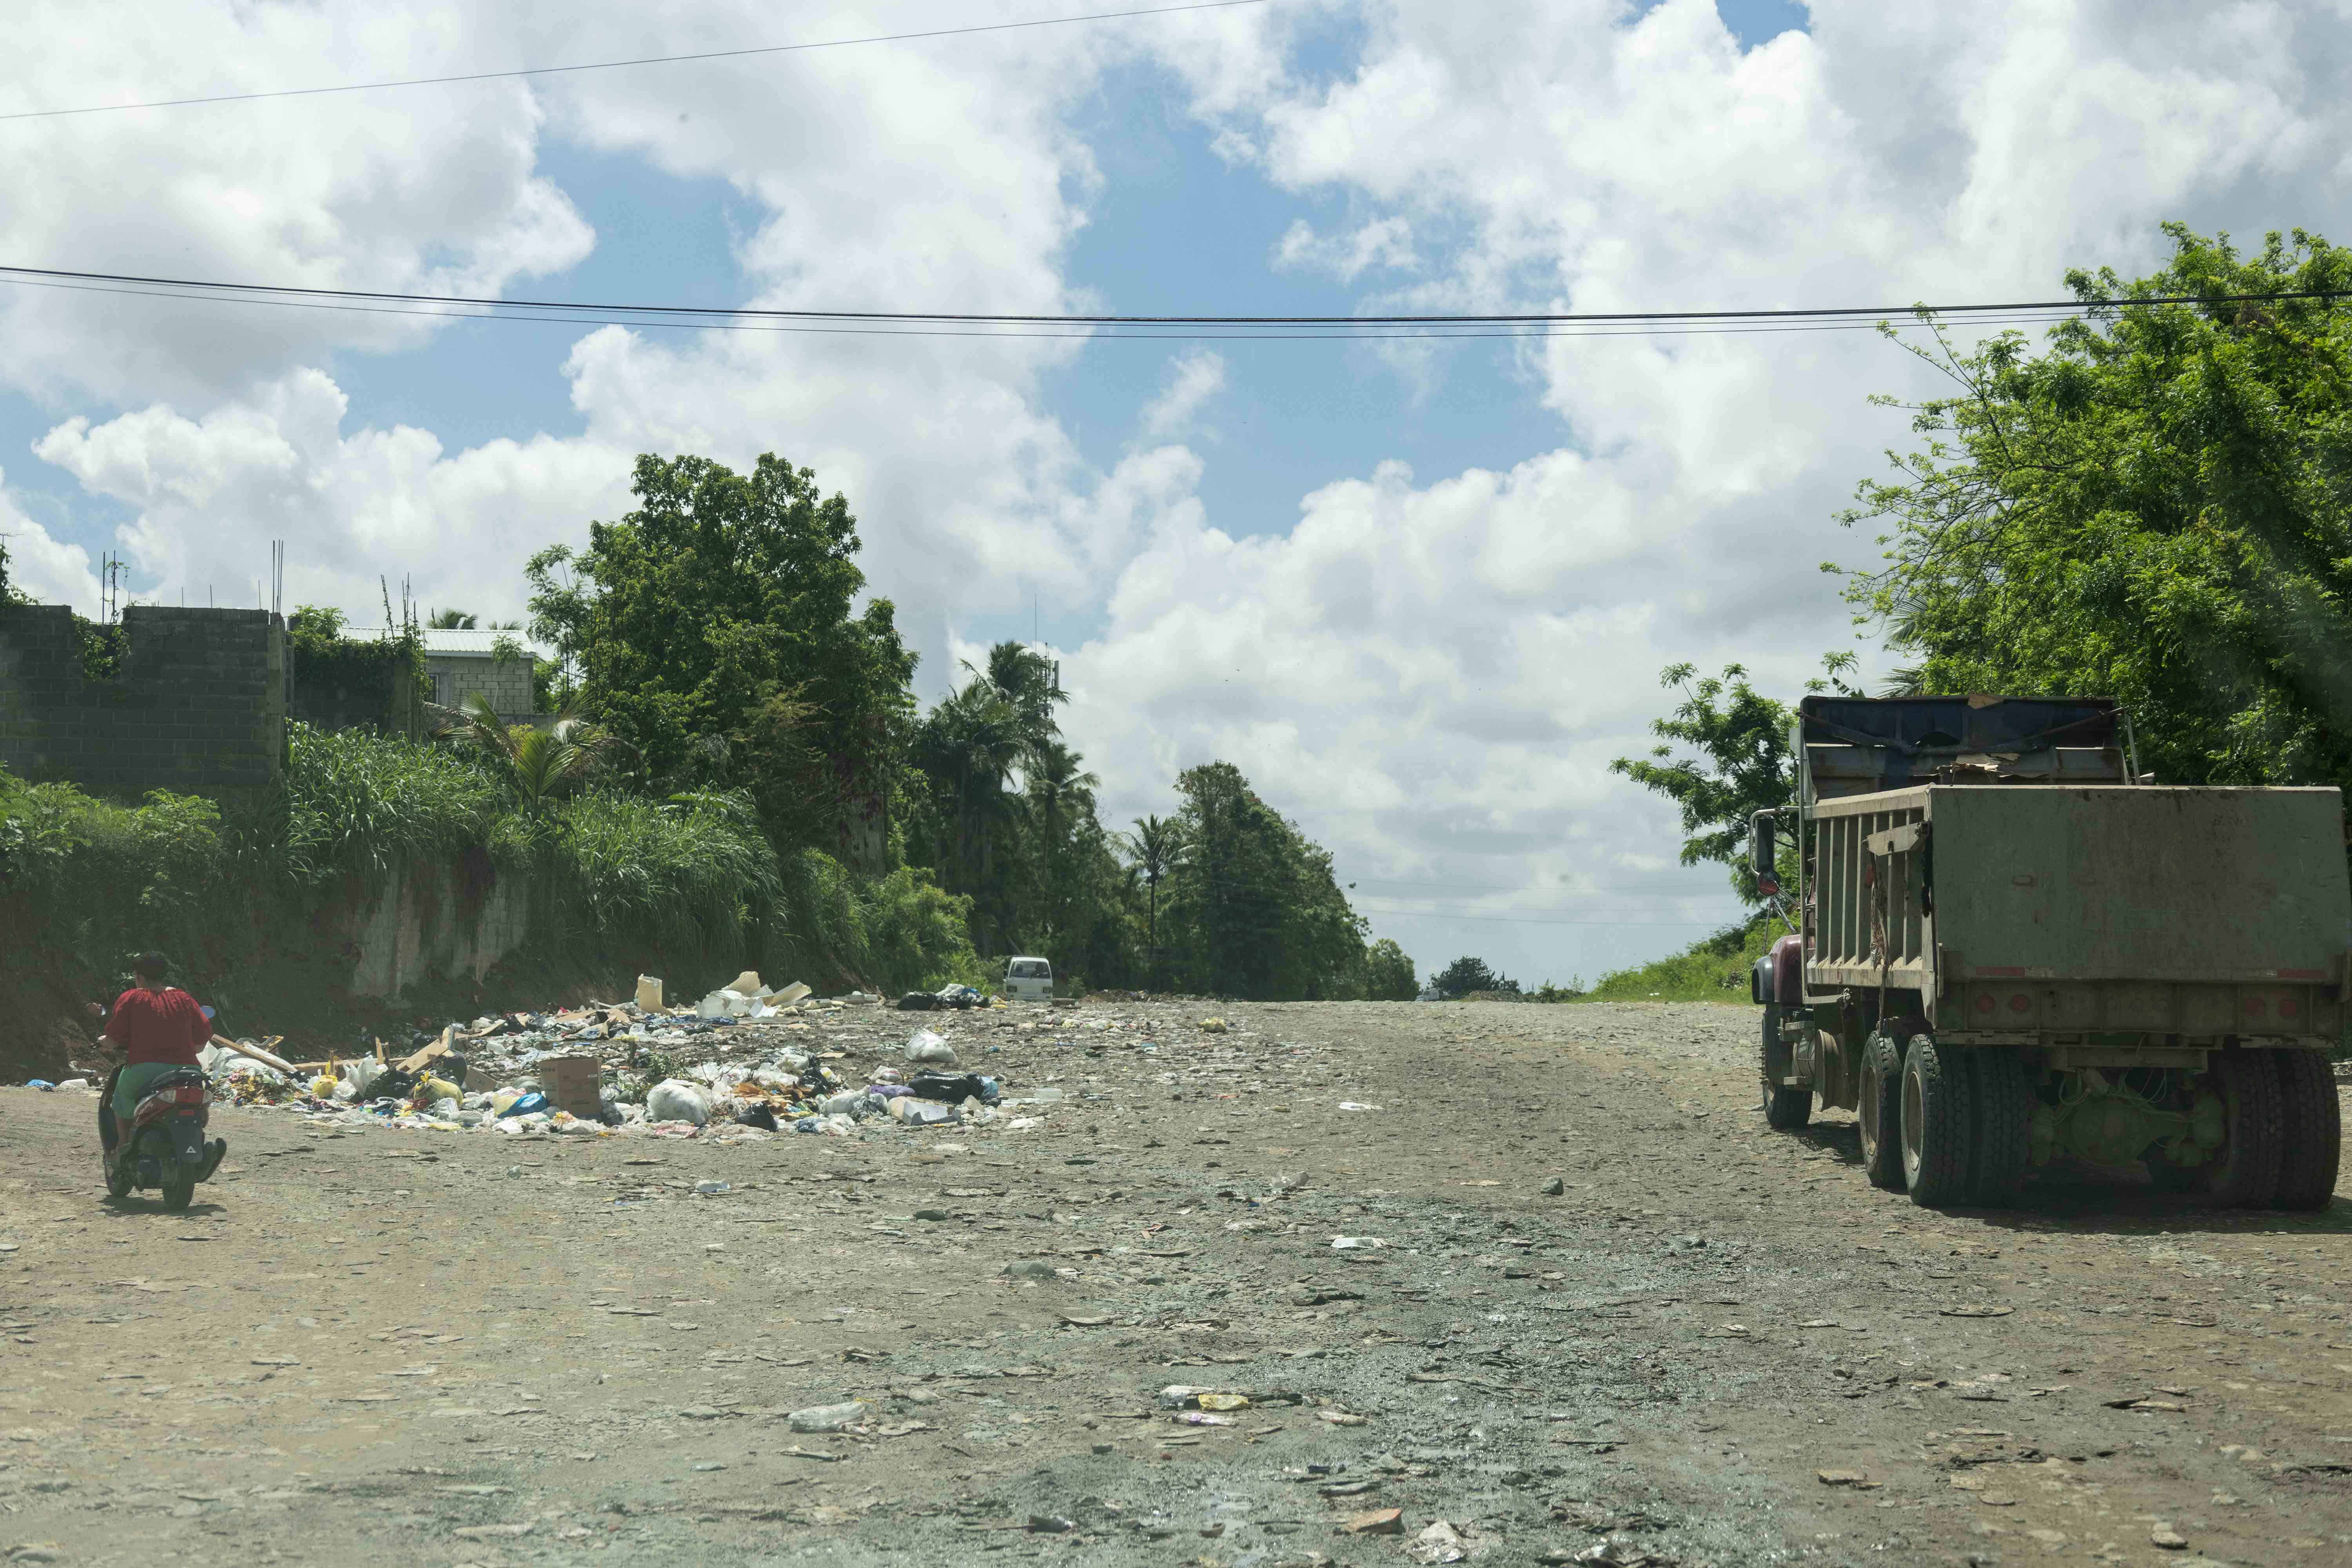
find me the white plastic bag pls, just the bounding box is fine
[904,1029,956,1066]
[646,1080,712,1126]
[786,1400,866,1433]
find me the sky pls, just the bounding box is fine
[7,0,2352,988]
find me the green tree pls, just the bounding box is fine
[426,608,479,630]
[1611,655,1856,904]
[911,677,1030,949]
[1432,955,1514,998]
[1363,936,1419,1000]
[1025,738,1099,950]
[437,693,615,812]
[1162,760,1366,1000]
[526,453,916,861]
[1118,813,1182,987]
[1842,225,2352,793]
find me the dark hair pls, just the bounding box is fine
[132,951,169,982]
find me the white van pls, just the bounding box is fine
[1003,955,1053,1002]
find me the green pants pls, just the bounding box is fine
[113,1061,196,1124]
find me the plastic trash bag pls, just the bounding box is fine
[904,1029,957,1066]
[787,1401,866,1433]
[646,1080,712,1125]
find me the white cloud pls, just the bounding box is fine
[1271,216,1417,282]
[0,475,100,610]
[1061,0,2352,981]
[32,369,632,621]
[0,3,593,403]
[1138,349,1227,440]
[12,0,2352,985]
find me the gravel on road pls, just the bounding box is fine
[2,999,2347,1567]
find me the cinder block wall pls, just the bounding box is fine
[0,605,286,796]
[433,655,537,720]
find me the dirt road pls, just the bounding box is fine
[2,1000,2347,1566]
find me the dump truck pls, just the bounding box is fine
[1749,695,2348,1209]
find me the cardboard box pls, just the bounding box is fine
[542,1055,603,1119]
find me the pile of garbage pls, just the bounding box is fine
[178,971,1035,1144]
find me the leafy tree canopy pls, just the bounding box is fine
[1610,655,1856,903]
[527,452,915,855]
[1842,224,2352,789]
[1432,955,1515,998]
[1363,937,1419,1001]
[1161,760,1367,1000]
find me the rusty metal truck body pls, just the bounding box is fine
[1750,695,2348,1209]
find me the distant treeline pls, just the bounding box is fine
[0,452,1428,1007]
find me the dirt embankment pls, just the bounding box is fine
[1,998,2347,1566]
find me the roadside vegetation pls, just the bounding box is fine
[1,452,1410,1011]
[1612,225,2352,971]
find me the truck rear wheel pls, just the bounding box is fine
[1857,1034,1904,1189]
[1759,1005,1812,1130]
[2272,1049,2341,1211]
[1969,1046,2033,1205]
[2206,1051,2285,1209]
[1900,1034,1975,1209]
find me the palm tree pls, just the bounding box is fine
[965,641,1064,762]
[1118,813,1182,989]
[913,681,1029,947]
[1026,740,1099,947]
[439,693,612,811]
[427,608,479,630]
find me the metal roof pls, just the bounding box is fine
[349,628,554,660]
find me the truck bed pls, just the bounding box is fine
[1805,784,2349,1046]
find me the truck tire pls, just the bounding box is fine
[1857,1034,1904,1190]
[2271,1049,2341,1211]
[1969,1046,2033,1205]
[2206,1051,2285,1209]
[1900,1034,1975,1209]
[1759,1005,1811,1130]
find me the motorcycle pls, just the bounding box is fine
[99,1065,225,1211]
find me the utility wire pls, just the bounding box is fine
[0,1,1270,123]
[1353,905,1730,929]
[3,262,2340,328]
[0,273,2103,343]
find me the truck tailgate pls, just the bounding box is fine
[1936,786,2349,982]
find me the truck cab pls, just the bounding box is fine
[1751,694,2346,1212]
[1003,956,1053,1003]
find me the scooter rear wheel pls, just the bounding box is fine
[161,1173,194,1212]
[105,1159,132,1201]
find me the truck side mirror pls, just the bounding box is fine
[1749,809,1777,878]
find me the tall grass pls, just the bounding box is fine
[280,723,504,889]
[0,775,229,983]
[528,788,779,967]
[1578,916,1780,1003]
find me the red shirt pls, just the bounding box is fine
[109,986,212,1068]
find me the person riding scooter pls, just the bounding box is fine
[99,952,226,1182]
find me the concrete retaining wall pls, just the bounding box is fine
[327,853,533,1000]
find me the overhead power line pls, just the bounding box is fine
[1353,904,1731,929]
[2,265,2341,344]
[0,272,2096,344]
[0,1,1270,123]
